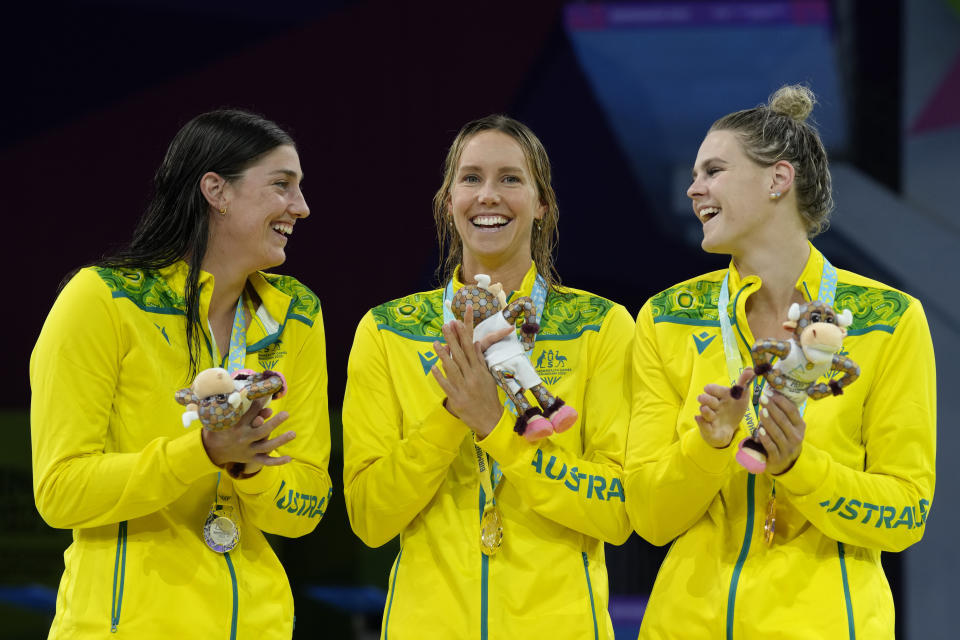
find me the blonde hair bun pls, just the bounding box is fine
[769,84,815,121]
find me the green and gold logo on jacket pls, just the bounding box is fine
[258,339,287,370]
[535,348,572,384]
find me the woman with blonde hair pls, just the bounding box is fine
[626,85,936,639]
[343,114,634,639]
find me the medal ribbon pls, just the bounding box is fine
[204,293,249,551]
[443,271,547,510]
[207,296,248,374]
[718,256,836,545]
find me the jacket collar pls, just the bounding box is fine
[725,241,825,302]
[452,261,539,301]
[157,260,292,344]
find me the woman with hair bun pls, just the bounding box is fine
[31,109,331,638]
[625,85,936,639]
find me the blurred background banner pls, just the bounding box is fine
[3,1,955,638]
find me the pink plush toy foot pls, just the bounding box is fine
[523,415,554,443]
[549,405,578,433]
[736,437,767,474]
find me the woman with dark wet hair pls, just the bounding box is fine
[31,109,331,638]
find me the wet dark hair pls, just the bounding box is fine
[98,109,294,379]
[432,114,560,291]
[711,84,834,237]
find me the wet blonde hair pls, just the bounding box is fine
[432,115,560,290]
[710,84,834,237]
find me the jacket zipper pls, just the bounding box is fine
[110,520,128,633]
[224,552,239,640]
[837,542,856,639]
[479,483,489,640]
[383,548,404,640]
[582,552,599,640]
[725,474,756,640]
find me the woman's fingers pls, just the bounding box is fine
[434,338,463,385]
[253,430,296,454]
[478,326,513,352]
[698,392,721,409]
[736,367,756,387]
[254,453,293,466]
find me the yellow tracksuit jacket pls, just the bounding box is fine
[343,265,634,640]
[30,263,332,639]
[626,245,936,639]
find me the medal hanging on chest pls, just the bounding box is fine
[444,275,547,558]
[201,297,247,553]
[479,503,503,556]
[475,445,503,556]
[203,502,240,553]
[718,259,838,549]
[763,490,777,547]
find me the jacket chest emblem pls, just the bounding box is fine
[692,331,716,354]
[535,348,572,384]
[418,349,440,375]
[258,340,287,370]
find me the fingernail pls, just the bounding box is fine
[762,408,769,418]
[759,426,767,436]
[760,394,768,405]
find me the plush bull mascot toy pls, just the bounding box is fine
[735,300,861,473]
[446,274,578,442]
[175,367,287,431]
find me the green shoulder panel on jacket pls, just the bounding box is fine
[649,278,723,324]
[372,291,445,339]
[538,288,615,338]
[262,273,321,324]
[93,266,186,315]
[834,284,911,335]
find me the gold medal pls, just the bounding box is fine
[479,504,503,556]
[763,496,777,546]
[204,507,240,553]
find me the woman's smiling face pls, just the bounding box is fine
[688,129,775,255]
[448,130,544,271]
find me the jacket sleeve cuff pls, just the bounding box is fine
[475,410,533,468]
[417,402,472,453]
[168,428,221,485]
[773,442,829,496]
[232,464,280,496]
[680,427,734,475]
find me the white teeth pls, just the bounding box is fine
[472,215,509,227]
[699,207,720,221]
[272,223,293,236]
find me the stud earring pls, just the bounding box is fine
[769,192,782,201]
[219,206,227,215]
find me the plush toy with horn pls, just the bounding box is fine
[735,300,861,473]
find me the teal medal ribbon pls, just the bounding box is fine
[718,256,836,545]
[443,270,547,554]
[202,294,248,553]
